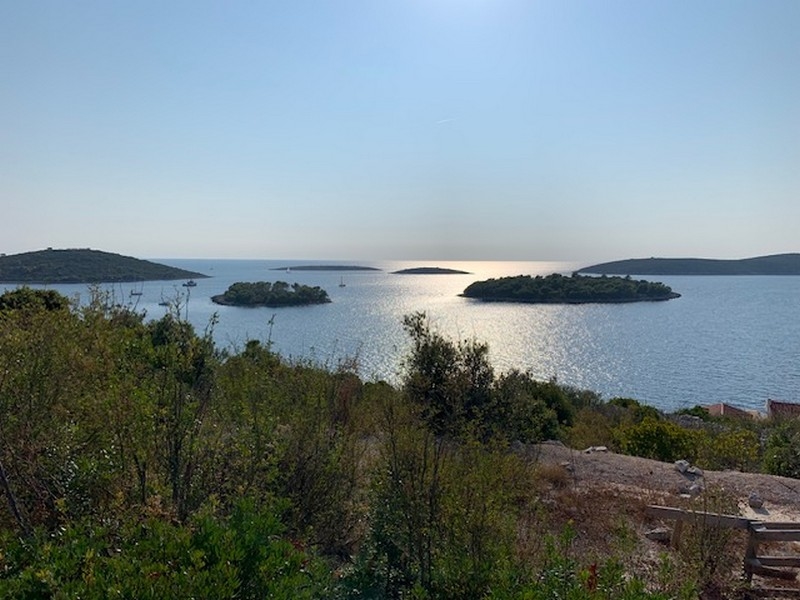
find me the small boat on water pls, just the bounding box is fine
[339,277,346,287]
[182,280,197,287]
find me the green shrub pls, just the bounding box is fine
[0,287,71,312]
[0,499,329,599]
[490,370,561,442]
[343,395,538,599]
[674,405,710,421]
[613,417,700,462]
[567,407,614,449]
[698,427,760,472]
[483,524,677,599]
[607,397,662,422]
[763,421,800,478]
[672,487,742,596]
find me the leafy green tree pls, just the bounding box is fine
[212,340,282,506]
[0,298,96,533]
[489,370,560,442]
[402,312,493,437]
[0,287,70,312]
[355,395,445,597]
[147,313,219,520]
[271,365,364,557]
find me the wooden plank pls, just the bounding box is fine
[671,520,684,549]
[646,505,753,530]
[746,588,800,598]
[751,529,800,542]
[755,556,800,568]
[744,558,799,579]
[745,530,759,583]
[758,521,800,530]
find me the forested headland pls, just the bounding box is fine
[1,287,797,598]
[0,248,207,283]
[462,272,680,303]
[579,253,800,276]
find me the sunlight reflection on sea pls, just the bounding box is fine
[4,259,799,413]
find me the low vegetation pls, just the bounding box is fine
[462,272,680,303]
[0,287,790,598]
[212,281,331,307]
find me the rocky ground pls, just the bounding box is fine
[531,441,800,595]
[534,441,800,521]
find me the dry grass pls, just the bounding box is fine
[534,461,572,489]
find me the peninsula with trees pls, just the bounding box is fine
[0,248,207,283]
[212,281,331,307]
[578,253,800,276]
[462,273,680,304]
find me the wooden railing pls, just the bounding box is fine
[647,505,800,597]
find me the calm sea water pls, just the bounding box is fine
[6,259,800,413]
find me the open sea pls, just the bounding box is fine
[5,258,800,414]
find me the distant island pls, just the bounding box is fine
[0,248,207,284]
[578,253,800,276]
[271,265,381,272]
[211,281,331,307]
[392,267,471,275]
[462,273,680,304]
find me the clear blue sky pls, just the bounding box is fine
[2,0,798,261]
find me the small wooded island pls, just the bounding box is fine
[392,267,471,275]
[211,281,331,307]
[462,273,680,304]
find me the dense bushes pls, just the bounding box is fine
[0,499,329,599]
[0,286,71,311]
[402,312,582,443]
[568,396,764,475]
[763,421,800,478]
[614,417,700,463]
[0,292,793,598]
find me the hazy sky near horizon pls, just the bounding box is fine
[2,1,799,262]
